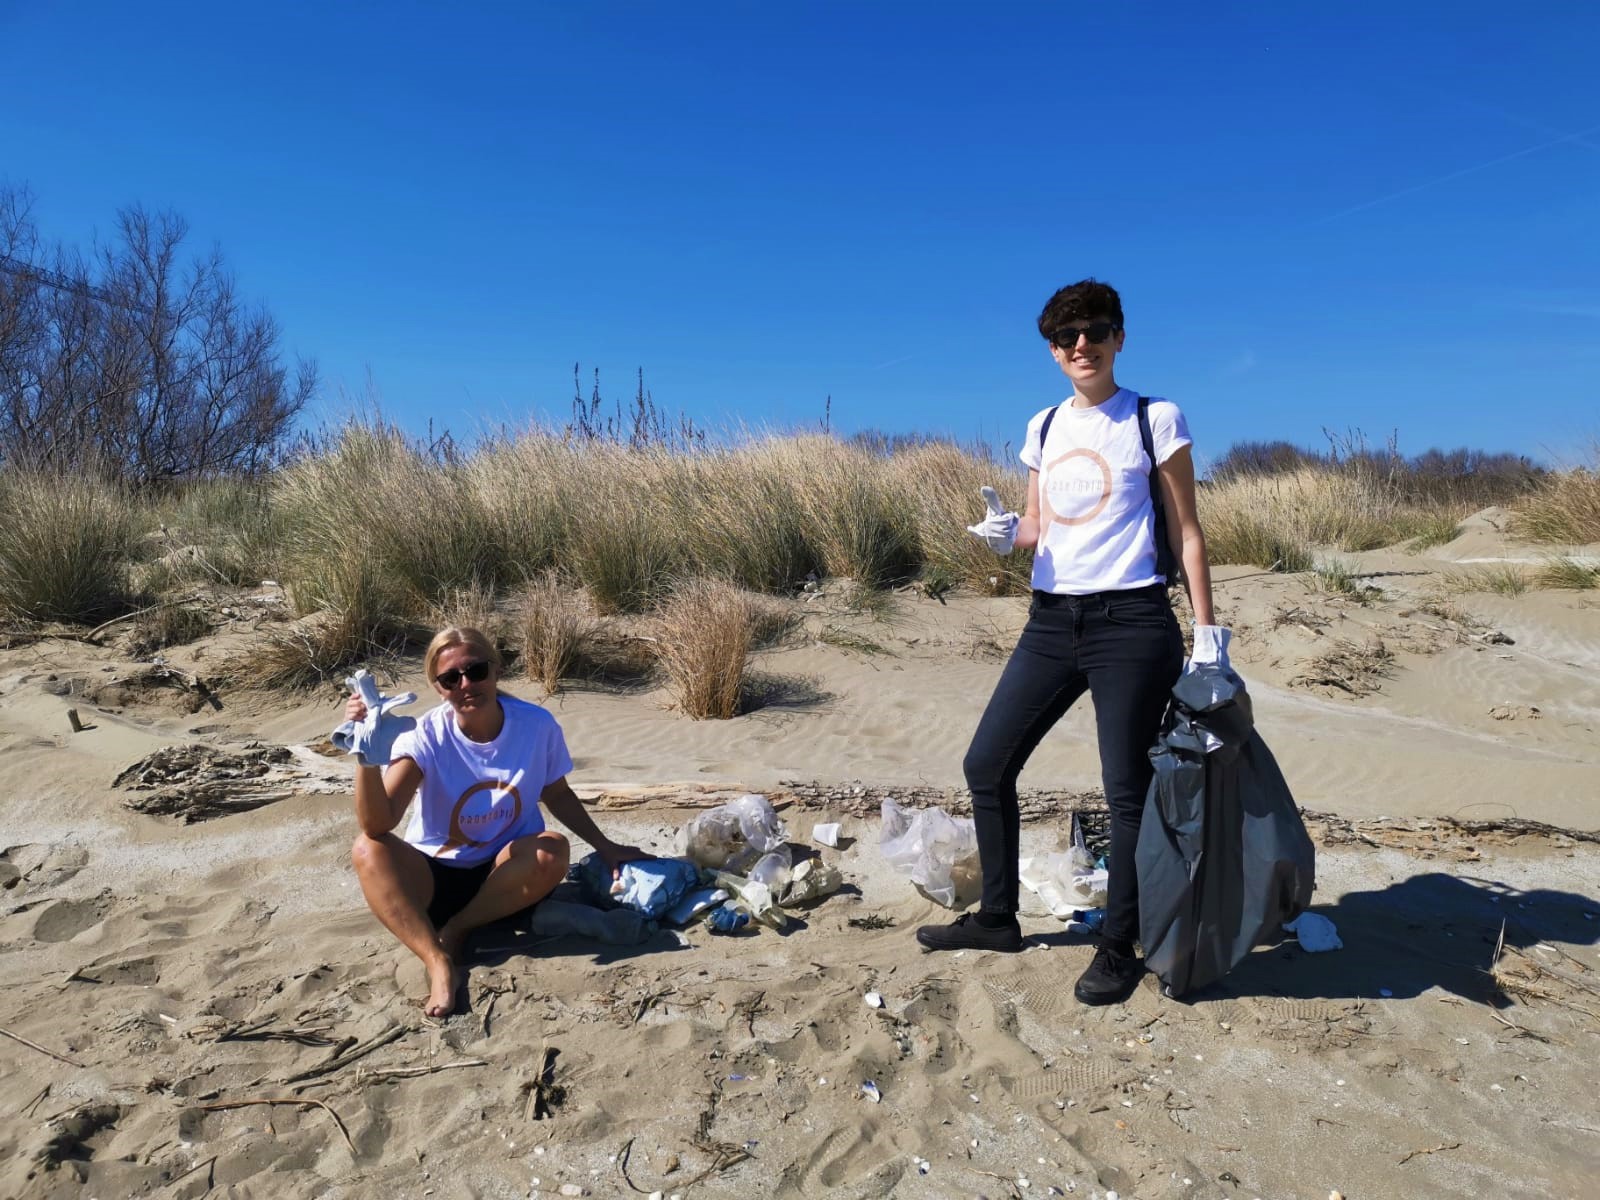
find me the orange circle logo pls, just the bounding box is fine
[1041,448,1113,529]
[443,779,523,851]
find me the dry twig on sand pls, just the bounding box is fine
[0,1025,85,1067]
[280,1023,407,1085]
[1398,1141,1461,1165]
[357,1060,486,1085]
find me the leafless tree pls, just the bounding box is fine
[0,185,314,484]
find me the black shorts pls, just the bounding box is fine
[425,856,495,928]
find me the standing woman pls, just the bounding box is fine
[917,279,1223,1006]
[346,627,645,1018]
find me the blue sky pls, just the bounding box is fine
[3,1,1597,465]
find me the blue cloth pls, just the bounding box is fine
[331,669,417,767]
[576,854,700,919]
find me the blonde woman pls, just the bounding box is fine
[346,627,646,1017]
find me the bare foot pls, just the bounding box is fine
[422,954,459,1018]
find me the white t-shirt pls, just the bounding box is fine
[1019,388,1192,595]
[390,693,572,866]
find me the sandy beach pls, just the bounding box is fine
[2,520,1598,1200]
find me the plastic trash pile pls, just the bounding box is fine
[878,797,980,909]
[543,794,846,942]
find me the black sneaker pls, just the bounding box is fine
[915,913,1023,953]
[1073,944,1143,1005]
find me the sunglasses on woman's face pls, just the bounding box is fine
[1053,322,1120,348]
[436,660,491,690]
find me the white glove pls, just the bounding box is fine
[965,486,1019,555]
[332,669,418,767]
[1185,625,1232,674]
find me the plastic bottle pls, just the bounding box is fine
[748,845,794,893]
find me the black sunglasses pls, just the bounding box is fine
[1052,322,1120,348]
[436,660,491,690]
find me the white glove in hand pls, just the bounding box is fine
[1185,625,1232,675]
[966,485,1019,555]
[333,669,418,767]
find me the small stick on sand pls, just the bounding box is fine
[20,1083,51,1118]
[197,1097,356,1155]
[1398,1141,1461,1165]
[280,1024,406,1085]
[616,1135,649,1194]
[358,1060,486,1084]
[165,1154,218,1190]
[0,1026,86,1068]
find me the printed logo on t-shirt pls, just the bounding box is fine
[1041,448,1113,528]
[443,779,524,851]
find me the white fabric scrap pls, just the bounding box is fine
[1283,912,1342,952]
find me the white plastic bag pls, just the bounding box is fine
[728,793,787,852]
[879,797,980,909]
[1019,845,1108,918]
[680,793,788,869]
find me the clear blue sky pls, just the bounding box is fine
[4,1,1597,465]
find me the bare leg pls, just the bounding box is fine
[350,833,458,1018]
[437,833,571,961]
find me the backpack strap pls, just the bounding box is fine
[1137,396,1180,584]
[1039,402,1060,448]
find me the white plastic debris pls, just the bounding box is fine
[1283,912,1342,952]
[861,1080,881,1103]
[782,858,843,905]
[865,991,885,1009]
[1020,850,1107,917]
[879,796,979,908]
[813,822,842,847]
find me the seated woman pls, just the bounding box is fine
[346,626,645,1017]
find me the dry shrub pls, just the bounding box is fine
[651,578,758,719]
[236,559,412,689]
[1511,462,1600,545]
[128,602,214,656]
[517,573,597,694]
[0,469,142,623]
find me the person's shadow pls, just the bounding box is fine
[1183,872,1600,1007]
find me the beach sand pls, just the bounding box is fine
[2,521,1597,1199]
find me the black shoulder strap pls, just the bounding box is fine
[1039,403,1060,449]
[1137,396,1179,584]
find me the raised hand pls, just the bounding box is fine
[966,485,1019,554]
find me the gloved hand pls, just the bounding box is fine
[965,485,1019,555]
[1185,625,1233,675]
[332,669,418,767]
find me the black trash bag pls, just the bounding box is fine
[1136,662,1315,998]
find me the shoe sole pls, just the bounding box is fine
[915,932,1024,953]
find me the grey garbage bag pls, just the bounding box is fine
[1136,662,1315,998]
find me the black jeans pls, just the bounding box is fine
[964,584,1183,947]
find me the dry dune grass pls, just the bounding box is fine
[1512,459,1600,545]
[1199,466,1465,570]
[0,469,141,623]
[516,572,598,694]
[5,421,1595,691]
[651,577,759,719]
